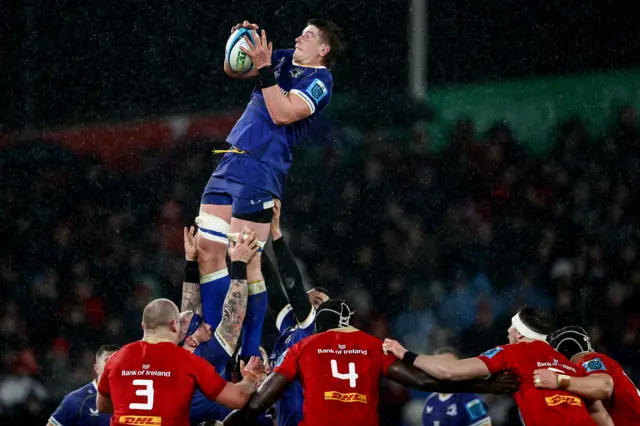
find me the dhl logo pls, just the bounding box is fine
[544,395,582,407]
[119,415,162,425]
[324,391,367,404]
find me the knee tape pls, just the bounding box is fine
[195,212,230,245]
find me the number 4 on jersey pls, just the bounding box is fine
[331,360,358,388]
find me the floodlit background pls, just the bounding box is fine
[1,1,640,425]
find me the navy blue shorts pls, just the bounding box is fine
[202,153,277,215]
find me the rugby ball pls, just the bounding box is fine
[225,28,255,74]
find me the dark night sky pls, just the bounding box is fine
[1,0,638,131]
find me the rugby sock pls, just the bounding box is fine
[200,268,230,330]
[240,280,267,357]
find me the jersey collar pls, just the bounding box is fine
[291,60,326,69]
[142,336,175,344]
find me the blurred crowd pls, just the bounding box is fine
[1,105,639,425]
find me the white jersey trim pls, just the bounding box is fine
[49,416,64,426]
[290,89,316,115]
[276,305,293,331]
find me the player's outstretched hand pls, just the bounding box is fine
[533,368,559,389]
[271,199,282,240]
[229,228,259,264]
[240,356,266,386]
[487,371,519,394]
[239,29,273,70]
[382,338,408,359]
[230,20,259,34]
[184,226,199,261]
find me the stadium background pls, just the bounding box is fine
[1,1,640,424]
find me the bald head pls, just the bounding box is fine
[142,298,180,332]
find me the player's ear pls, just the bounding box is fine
[94,363,99,376]
[319,44,330,58]
[170,319,179,334]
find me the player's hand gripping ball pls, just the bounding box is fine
[226,27,256,73]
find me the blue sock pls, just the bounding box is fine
[240,280,267,357]
[200,268,230,329]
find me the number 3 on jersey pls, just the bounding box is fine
[130,379,154,410]
[331,359,358,388]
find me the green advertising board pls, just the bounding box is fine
[425,71,640,153]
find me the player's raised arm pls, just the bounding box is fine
[224,21,260,79]
[262,252,293,331]
[181,226,203,315]
[214,229,259,355]
[239,23,338,126]
[269,199,316,327]
[533,368,614,400]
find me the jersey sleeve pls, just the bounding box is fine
[289,70,333,115]
[580,355,609,376]
[476,345,514,374]
[273,344,299,382]
[97,359,112,398]
[459,394,490,426]
[49,395,79,426]
[189,353,228,401]
[276,305,296,332]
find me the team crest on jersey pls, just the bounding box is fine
[306,78,328,102]
[583,358,606,373]
[481,347,503,359]
[446,404,457,416]
[289,68,304,78]
[465,399,487,420]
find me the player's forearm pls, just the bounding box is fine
[387,361,497,395]
[413,355,458,380]
[262,254,289,315]
[566,374,613,400]
[181,260,203,315]
[262,86,295,125]
[216,277,249,352]
[271,236,313,325]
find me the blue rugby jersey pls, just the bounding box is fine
[226,49,333,196]
[422,393,490,426]
[49,381,111,426]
